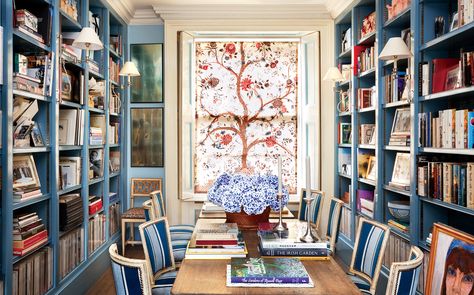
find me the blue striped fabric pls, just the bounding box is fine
[171,239,188,262]
[144,206,152,222]
[348,274,371,291]
[326,199,342,237]
[111,260,145,295]
[394,267,421,295]
[298,191,322,224]
[142,220,174,275]
[170,225,194,240]
[353,222,386,278]
[152,191,166,218]
[152,271,177,294]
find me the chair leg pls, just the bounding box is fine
[121,220,126,255]
[130,222,134,246]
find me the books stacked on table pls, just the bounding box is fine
[227,257,313,287]
[13,212,48,256]
[202,202,224,212]
[59,193,83,232]
[185,223,247,259]
[257,221,329,259]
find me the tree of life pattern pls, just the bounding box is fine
[195,41,298,193]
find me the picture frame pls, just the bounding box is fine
[425,223,474,295]
[444,65,461,91]
[449,12,458,32]
[89,148,104,179]
[61,69,72,101]
[366,156,376,180]
[131,43,163,103]
[30,122,44,147]
[390,108,411,136]
[13,155,40,189]
[391,152,411,186]
[131,108,164,167]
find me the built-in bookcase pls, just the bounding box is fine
[0,0,126,293]
[334,0,474,293]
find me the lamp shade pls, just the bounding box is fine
[379,37,412,60]
[119,61,140,77]
[323,67,344,82]
[72,27,103,51]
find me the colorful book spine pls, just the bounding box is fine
[231,276,309,284]
[468,112,474,149]
[259,247,329,257]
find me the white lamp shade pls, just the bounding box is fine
[379,37,412,60]
[72,27,103,51]
[119,61,140,77]
[323,67,344,82]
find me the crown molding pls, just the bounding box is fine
[130,8,164,25]
[326,0,354,19]
[102,0,134,23]
[153,4,331,20]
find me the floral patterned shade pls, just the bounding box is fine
[195,41,298,193]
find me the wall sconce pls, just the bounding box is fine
[379,37,412,102]
[72,27,103,62]
[323,67,347,112]
[119,61,140,87]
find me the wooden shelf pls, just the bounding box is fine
[109,172,120,178]
[383,100,410,109]
[13,28,51,53]
[358,178,376,186]
[419,197,474,216]
[59,9,82,31]
[13,194,51,210]
[58,185,82,196]
[358,68,376,78]
[13,89,50,102]
[383,7,411,28]
[421,21,474,51]
[60,100,83,109]
[358,106,375,113]
[89,177,104,185]
[109,48,122,59]
[384,145,410,152]
[338,173,352,179]
[419,147,474,156]
[338,144,352,148]
[13,146,51,154]
[358,144,375,150]
[419,86,474,102]
[357,31,376,45]
[383,184,412,197]
[89,107,105,114]
[59,145,83,151]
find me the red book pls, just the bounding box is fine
[13,230,48,249]
[353,45,368,75]
[431,58,459,93]
[89,198,103,215]
[13,236,48,256]
[195,232,238,246]
[195,240,238,246]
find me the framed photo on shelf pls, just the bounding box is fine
[13,155,40,189]
[425,223,474,295]
[390,108,411,136]
[391,152,411,186]
[30,122,44,146]
[366,156,376,180]
[131,43,163,103]
[444,65,461,91]
[131,108,164,167]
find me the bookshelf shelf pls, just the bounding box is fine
[419,197,474,216]
[13,147,51,154]
[109,198,120,205]
[388,226,410,241]
[58,185,82,196]
[420,22,474,51]
[358,67,376,78]
[109,48,121,59]
[357,31,376,46]
[12,29,51,53]
[338,173,351,179]
[418,147,474,156]
[339,48,351,59]
[358,106,375,113]
[12,194,51,210]
[63,60,85,71]
[12,241,50,265]
[13,90,51,102]
[89,70,104,80]
[59,145,83,151]
[383,7,411,28]
[358,144,375,150]
[60,100,83,109]
[59,10,82,31]
[109,172,120,178]
[418,86,474,102]
[383,145,410,152]
[89,107,105,114]
[110,80,119,87]
[89,177,105,185]
[358,178,376,186]
[356,210,374,220]
[89,145,105,149]
[88,208,105,219]
[383,100,410,109]
[418,241,431,252]
[109,144,120,148]
[109,112,121,117]
[383,184,412,197]
[338,80,351,87]
[338,144,352,148]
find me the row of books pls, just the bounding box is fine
[13,212,48,256]
[417,160,474,208]
[59,109,85,146]
[339,205,351,238]
[357,87,376,110]
[59,157,81,190]
[110,35,123,56]
[13,187,42,203]
[384,72,407,104]
[59,193,83,232]
[109,203,121,236]
[108,122,121,144]
[88,213,106,255]
[457,0,474,31]
[109,88,121,114]
[356,46,375,74]
[418,109,474,149]
[59,227,84,279]
[13,72,43,96]
[12,247,52,295]
[90,127,103,146]
[387,219,409,233]
[109,58,120,83]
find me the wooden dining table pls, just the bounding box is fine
[171,219,359,295]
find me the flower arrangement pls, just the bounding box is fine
[207,173,289,215]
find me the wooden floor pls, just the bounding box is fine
[85,245,145,295]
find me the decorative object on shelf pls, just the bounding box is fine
[131,108,164,167]
[389,107,411,146]
[119,61,140,88]
[449,12,459,32]
[300,157,318,243]
[72,27,103,61]
[386,0,411,21]
[274,157,287,231]
[379,37,412,102]
[341,28,351,52]
[360,11,376,39]
[390,152,411,190]
[434,16,445,38]
[60,0,79,21]
[366,156,376,181]
[425,223,474,295]
[387,200,410,222]
[13,155,40,189]
[207,173,289,229]
[130,43,163,102]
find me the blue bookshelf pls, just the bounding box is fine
[0,0,126,293]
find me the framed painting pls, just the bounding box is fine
[391,108,411,136]
[131,108,164,167]
[13,155,40,189]
[425,223,474,295]
[130,43,163,102]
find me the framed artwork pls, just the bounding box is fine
[366,156,376,180]
[130,44,163,102]
[425,223,474,295]
[391,108,411,136]
[13,155,40,189]
[131,108,164,167]
[391,152,411,186]
[445,65,461,91]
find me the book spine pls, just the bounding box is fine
[260,247,329,257]
[260,242,328,249]
[468,112,474,149]
[230,276,310,284]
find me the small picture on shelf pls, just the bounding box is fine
[13,119,35,148]
[358,152,372,178]
[444,65,461,91]
[390,152,411,188]
[89,149,104,179]
[391,108,411,136]
[61,69,72,100]
[425,223,474,295]
[13,155,40,189]
[339,123,352,144]
[30,122,44,147]
[449,12,458,32]
[366,156,376,181]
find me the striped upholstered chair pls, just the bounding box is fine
[143,199,154,222]
[347,217,390,294]
[298,189,325,231]
[139,218,178,294]
[322,198,344,254]
[109,243,153,294]
[150,190,194,241]
[385,246,424,295]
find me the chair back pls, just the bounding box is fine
[326,198,344,253]
[350,217,390,294]
[298,189,324,229]
[150,190,166,218]
[385,246,424,295]
[109,243,152,295]
[139,217,176,280]
[143,199,155,222]
[130,178,162,208]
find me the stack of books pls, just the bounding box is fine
[257,222,329,259]
[185,223,247,259]
[227,257,313,287]
[89,127,103,145]
[14,9,45,44]
[59,194,83,232]
[387,219,409,233]
[360,198,374,219]
[202,202,224,212]
[13,212,48,256]
[88,195,103,216]
[61,44,80,64]
[87,60,100,75]
[13,73,43,95]
[88,213,106,254]
[13,187,42,203]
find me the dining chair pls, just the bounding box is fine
[323,198,344,254]
[385,246,424,295]
[150,190,194,240]
[139,217,178,294]
[121,178,162,254]
[143,199,154,222]
[109,243,153,295]
[298,188,325,230]
[347,217,390,295]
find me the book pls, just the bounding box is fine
[259,246,329,257]
[258,222,327,249]
[431,58,460,93]
[229,258,310,284]
[196,223,239,234]
[195,233,238,246]
[356,189,374,212]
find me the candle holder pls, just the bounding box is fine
[300,195,318,243]
[273,193,287,232]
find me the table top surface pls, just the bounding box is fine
[199,207,295,219]
[171,219,359,295]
